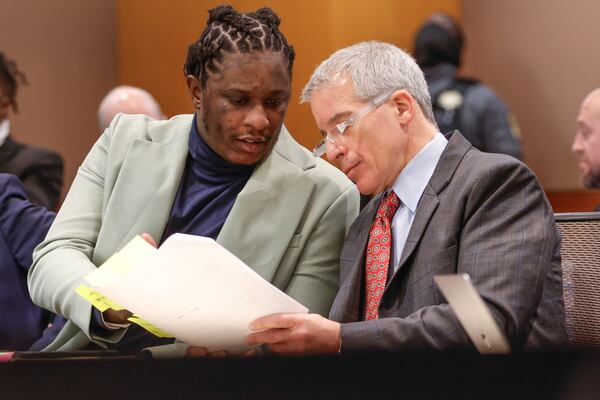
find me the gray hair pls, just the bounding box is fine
[301,41,435,122]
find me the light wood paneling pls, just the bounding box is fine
[547,190,600,213]
[117,0,460,151]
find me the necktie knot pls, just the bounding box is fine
[376,191,400,220]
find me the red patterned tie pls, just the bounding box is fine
[364,191,401,320]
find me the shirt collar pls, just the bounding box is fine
[391,132,448,213]
[0,119,10,146]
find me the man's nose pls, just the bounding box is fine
[326,139,346,163]
[245,104,270,131]
[572,135,582,154]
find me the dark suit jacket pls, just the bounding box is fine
[0,173,58,350]
[0,136,63,210]
[330,131,567,353]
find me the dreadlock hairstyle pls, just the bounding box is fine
[0,52,27,113]
[183,5,295,88]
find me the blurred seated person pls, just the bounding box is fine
[0,52,64,210]
[28,5,359,353]
[98,85,166,131]
[413,13,522,160]
[0,173,65,350]
[572,88,600,198]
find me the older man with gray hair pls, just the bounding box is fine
[244,41,567,355]
[97,85,165,131]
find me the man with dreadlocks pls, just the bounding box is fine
[29,5,359,353]
[0,52,64,210]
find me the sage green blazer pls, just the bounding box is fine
[29,114,359,351]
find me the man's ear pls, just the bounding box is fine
[186,75,203,110]
[391,90,416,125]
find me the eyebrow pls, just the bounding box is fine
[223,88,289,97]
[327,111,352,125]
[577,120,590,129]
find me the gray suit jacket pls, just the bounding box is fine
[29,114,359,351]
[331,131,567,353]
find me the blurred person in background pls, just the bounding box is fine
[0,52,63,210]
[98,85,166,131]
[413,13,522,160]
[572,88,600,190]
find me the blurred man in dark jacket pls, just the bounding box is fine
[0,52,63,210]
[414,13,522,160]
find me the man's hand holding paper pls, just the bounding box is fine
[100,233,156,326]
[245,313,341,355]
[77,233,308,354]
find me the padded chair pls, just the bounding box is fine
[555,212,600,347]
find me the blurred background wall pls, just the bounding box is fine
[1,0,599,210]
[0,0,117,195]
[117,0,459,161]
[461,0,600,207]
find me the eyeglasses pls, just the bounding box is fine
[312,90,395,157]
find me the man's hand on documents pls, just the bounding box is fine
[245,314,341,355]
[102,232,158,325]
[185,347,231,358]
[139,233,158,247]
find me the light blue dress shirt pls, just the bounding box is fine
[390,132,448,272]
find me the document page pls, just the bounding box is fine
[80,233,308,354]
[434,274,511,354]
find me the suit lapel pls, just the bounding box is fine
[119,140,188,241]
[95,119,190,260]
[386,131,471,288]
[0,137,19,166]
[217,128,315,283]
[330,195,380,322]
[389,187,439,281]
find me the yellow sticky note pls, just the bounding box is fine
[85,235,157,287]
[76,285,124,312]
[128,316,174,338]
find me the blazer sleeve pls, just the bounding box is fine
[0,173,55,270]
[284,185,360,317]
[28,123,127,347]
[340,159,557,352]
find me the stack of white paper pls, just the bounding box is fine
[78,233,308,354]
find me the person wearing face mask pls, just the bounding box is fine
[0,53,64,210]
[29,5,359,353]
